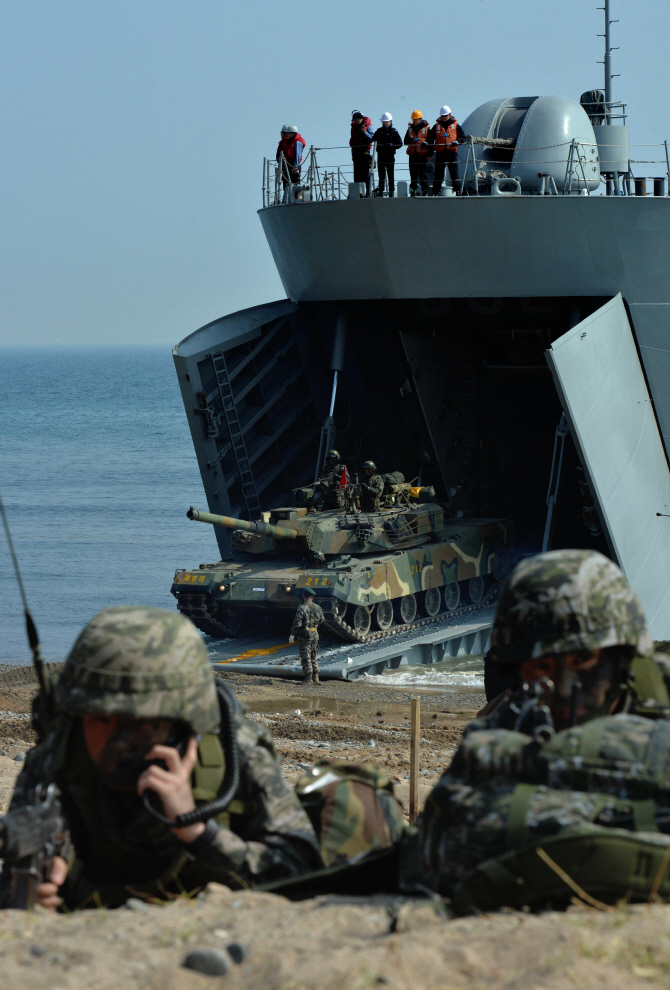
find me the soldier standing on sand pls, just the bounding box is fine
[0,606,322,910]
[289,588,324,683]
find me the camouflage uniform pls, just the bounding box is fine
[418,550,670,904]
[291,600,324,680]
[0,606,322,909]
[317,461,346,511]
[361,473,385,512]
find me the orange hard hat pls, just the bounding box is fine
[411,110,423,120]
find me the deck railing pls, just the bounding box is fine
[262,139,670,206]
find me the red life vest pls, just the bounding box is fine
[276,134,306,166]
[406,123,430,156]
[434,119,459,150]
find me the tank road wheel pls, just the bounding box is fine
[394,593,417,625]
[333,598,347,620]
[443,582,460,611]
[351,605,372,638]
[374,599,394,631]
[422,587,442,617]
[468,576,485,604]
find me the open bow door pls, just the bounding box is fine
[546,294,670,640]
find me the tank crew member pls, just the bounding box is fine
[276,124,306,188]
[428,106,465,195]
[317,449,348,510]
[418,549,670,903]
[0,606,321,910]
[349,111,375,194]
[289,588,324,683]
[360,460,385,511]
[404,111,431,196]
[371,113,403,197]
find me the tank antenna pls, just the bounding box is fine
[0,491,49,700]
[314,312,347,483]
[597,0,619,121]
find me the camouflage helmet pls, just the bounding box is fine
[363,460,376,472]
[488,549,653,665]
[56,606,220,734]
[326,449,340,462]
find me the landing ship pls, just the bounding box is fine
[172,5,670,663]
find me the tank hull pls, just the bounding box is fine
[170,519,510,643]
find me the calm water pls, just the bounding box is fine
[0,347,217,664]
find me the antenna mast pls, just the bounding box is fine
[598,0,619,121]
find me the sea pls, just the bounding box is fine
[0,346,484,688]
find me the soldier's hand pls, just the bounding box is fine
[137,735,205,844]
[289,634,295,643]
[36,855,68,911]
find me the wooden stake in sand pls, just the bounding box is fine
[409,696,420,823]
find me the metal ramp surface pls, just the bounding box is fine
[208,606,494,680]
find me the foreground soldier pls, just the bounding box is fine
[289,588,324,683]
[418,549,670,909]
[317,449,348,510]
[0,606,321,910]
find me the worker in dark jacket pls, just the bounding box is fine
[371,113,403,197]
[403,111,431,196]
[427,106,466,195]
[276,125,306,188]
[350,110,375,194]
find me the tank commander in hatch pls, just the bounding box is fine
[317,449,348,510]
[0,606,321,910]
[359,460,385,512]
[289,587,324,684]
[416,549,670,908]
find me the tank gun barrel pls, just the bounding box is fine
[186,507,298,540]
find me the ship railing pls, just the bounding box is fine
[262,140,670,205]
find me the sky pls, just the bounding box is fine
[1,0,668,347]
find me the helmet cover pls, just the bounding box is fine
[488,549,653,665]
[56,606,220,734]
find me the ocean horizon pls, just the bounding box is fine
[0,345,217,664]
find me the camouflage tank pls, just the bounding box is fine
[171,485,514,644]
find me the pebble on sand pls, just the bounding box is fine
[183,949,231,976]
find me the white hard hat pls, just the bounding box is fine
[380,112,393,122]
[439,105,451,116]
[281,124,299,133]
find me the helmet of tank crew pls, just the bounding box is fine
[487,549,653,666]
[363,460,376,472]
[56,606,220,734]
[326,449,340,462]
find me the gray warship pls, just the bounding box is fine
[171,3,670,676]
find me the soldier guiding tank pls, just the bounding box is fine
[289,587,324,683]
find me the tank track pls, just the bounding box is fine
[175,593,242,638]
[318,582,499,644]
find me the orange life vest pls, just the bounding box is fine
[406,123,430,156]
[434,120,458,150]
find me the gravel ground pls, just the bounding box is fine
[3,665,670,988]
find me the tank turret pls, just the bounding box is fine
[173,498,513,644]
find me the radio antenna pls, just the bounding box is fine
[597,0,620,121]
[0,491,49,699]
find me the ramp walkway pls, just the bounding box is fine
[207,606,494,680]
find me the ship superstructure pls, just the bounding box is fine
[173,4,670,665]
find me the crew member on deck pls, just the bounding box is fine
[276,125,306,189]
[428,106,465,195]
[372,113,403,197]
[350,111,375,194]
[404,111,431,196]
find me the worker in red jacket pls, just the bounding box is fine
[428,106,466,195]
[403,111,431,196]
[350,111,375,195]
[276,125,306,188]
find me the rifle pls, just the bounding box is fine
[1,784,72,909]
[0,491,70,909]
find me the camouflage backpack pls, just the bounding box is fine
[420,713,670,912]
[296,760,405,867]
